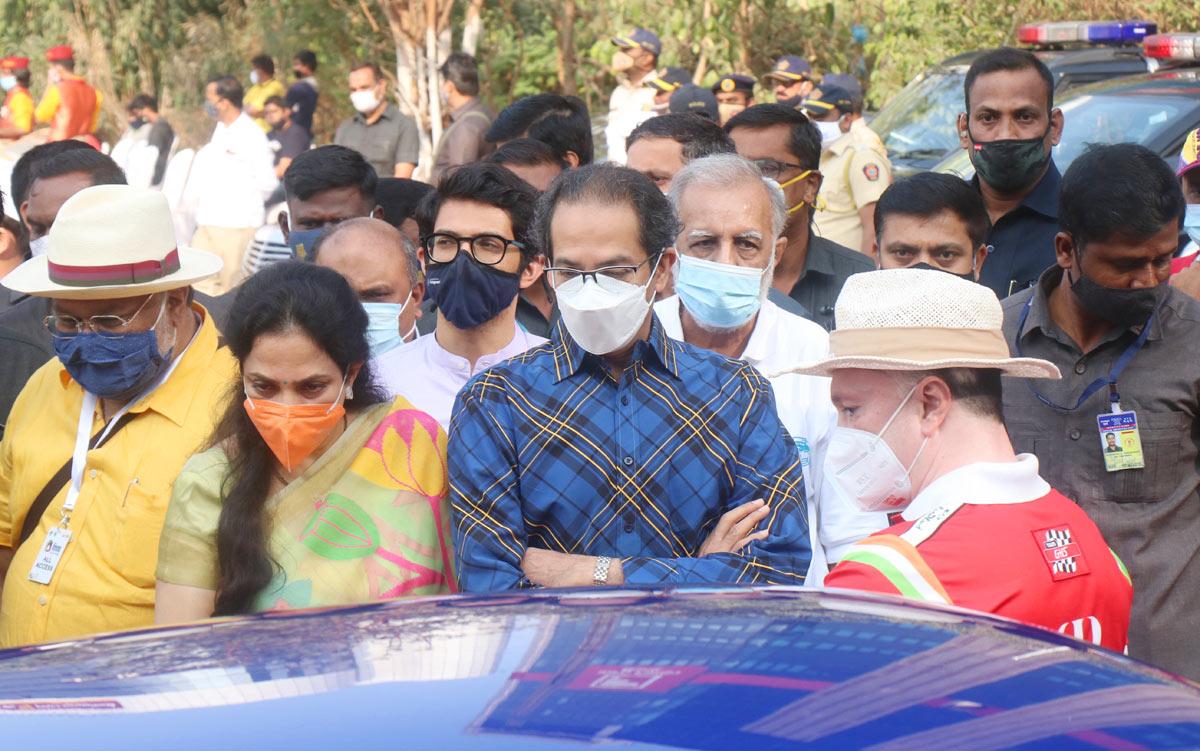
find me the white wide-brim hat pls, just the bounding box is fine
[2,184,222,300]
[781,268,1061,380]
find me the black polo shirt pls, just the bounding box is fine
[975,160,1062,300]
[786,231,875,331]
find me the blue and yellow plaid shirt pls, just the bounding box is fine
[448,314,811,592]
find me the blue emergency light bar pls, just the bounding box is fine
[1018,20,1157,46]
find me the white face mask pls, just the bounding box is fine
[350,89,381,114]
[556,256,660,355]
[826,385,929,513]
[29,235,49,257]
[815,119,843,148]
[250,70,261,85]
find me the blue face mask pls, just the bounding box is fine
[286,227,326,261]
[363,296,415,357]
[674,253,768,330]
[425,252,520,330]
[1185,204,1200,246]
[0,76,16,92]
[52,300,174,400]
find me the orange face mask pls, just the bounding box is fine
[244,385,348,472]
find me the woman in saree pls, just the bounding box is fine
[154,261,454,621]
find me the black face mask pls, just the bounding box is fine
[128,117,146,129]
[1067,249,1164,329]
[968,127,1051,195]
[909,261,976,282]
[292,69,304,80]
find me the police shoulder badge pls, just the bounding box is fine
[863,163,880,181]
[1033,526,1091,582]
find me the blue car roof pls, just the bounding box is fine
[1,587,1198,750]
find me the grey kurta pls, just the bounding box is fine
[1001,267,1200,679]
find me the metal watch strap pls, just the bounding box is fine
[593,555,612,586]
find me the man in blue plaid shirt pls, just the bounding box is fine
[448,163,811,592]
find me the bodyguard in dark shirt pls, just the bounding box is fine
[726,103,873,330]
[264,95,311,180]
[1001,144,1200,680]
[286,50,319,134]
[957,48,1064,299]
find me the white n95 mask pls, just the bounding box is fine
[826,385,928,512]
[556,256,660,355]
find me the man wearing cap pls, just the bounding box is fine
[764,55,817,104]
[806,268,1131,651]
[712,74,755,126]
[668,84,719,122]
[646,67,690,115]
[1001,143,1200,679]
[803,83,892,255]
[35,45,102,143]
[605,28,662,164]
[0,185,237,647]
[0,56,34,140]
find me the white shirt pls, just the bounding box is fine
[187,113,278,229]
[374,323,547,430]
[655,296,889,579]
[604,74,657,164]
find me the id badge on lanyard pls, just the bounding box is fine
[1097,399,1146,473]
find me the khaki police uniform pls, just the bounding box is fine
[814,118,892,251]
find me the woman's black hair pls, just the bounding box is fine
[211,261,387,616]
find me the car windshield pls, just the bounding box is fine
[934,91,1191,178]
[870,68,966,161]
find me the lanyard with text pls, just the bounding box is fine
[1014,294,1153,414]
[27,352,186,586]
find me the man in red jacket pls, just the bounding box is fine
[785,267,1132,653]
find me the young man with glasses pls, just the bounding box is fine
[448,163,812,592]
[726,104,873,330]
[372,162,546,429]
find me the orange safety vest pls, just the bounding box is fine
[49,77,98,141]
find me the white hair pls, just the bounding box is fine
[668,153,788,242]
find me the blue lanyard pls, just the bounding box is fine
[1014,294,1153,413]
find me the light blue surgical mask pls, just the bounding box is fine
[1185,204,1200,246]
[362,295,416,358]
[0,76,17,92]
[674,253,768,330]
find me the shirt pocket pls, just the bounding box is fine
[1107,411,1188,504]
[115,477,172,588]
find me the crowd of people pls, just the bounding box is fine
[0,29,1198,689]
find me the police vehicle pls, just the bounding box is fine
[872,20,1159,177]
[933,31,1200,179]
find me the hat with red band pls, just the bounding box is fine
[1,185,222,300]
[45,45,74,62]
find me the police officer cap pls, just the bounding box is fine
[648,66,691,94]
[611,28,662,57]
[669,84,719,122]
[822,73,864,110]
[800,85,855,117]
[712,73,755,95]
[764,55,814,82]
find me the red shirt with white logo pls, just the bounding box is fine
[825,456,1132,653]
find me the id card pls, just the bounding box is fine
[1097,410,1145,472]
[28,527,72,585]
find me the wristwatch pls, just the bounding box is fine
[593,555,612,586]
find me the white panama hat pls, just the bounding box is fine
[2,184,222,300]
[782,268,1061,380]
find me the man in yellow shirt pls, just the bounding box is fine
[34,45,102,142]
[0,56,34,139]
[0,184,236,647]
[244,54,287,132]
[805,80,893,255]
